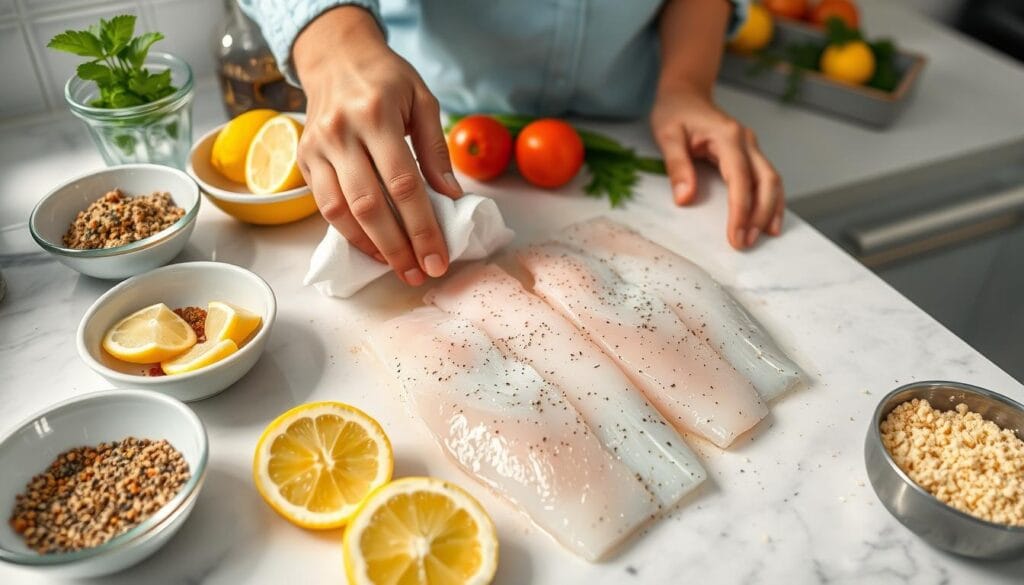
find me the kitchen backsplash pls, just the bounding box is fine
[0,0,225,121]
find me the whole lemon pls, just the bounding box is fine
[820,40,876,85]
[211,109,279,183]
[729,4,774,54]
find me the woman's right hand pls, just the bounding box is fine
[293,6,462,286]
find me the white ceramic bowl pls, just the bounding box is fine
[29,164,200,280]
[187,113,318,225]
[0,390,208,578]
[77,261,277,402]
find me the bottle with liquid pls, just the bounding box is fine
[215,0,306,117]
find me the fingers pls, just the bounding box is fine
[306,159,384,263]
[709,122,754,250]
[366,114,450,279]
[743,129,783,244]
[653,124,698,205]
[335,147,426,286]
[410,90,463,199]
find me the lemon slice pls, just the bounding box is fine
[211,109,279,183]
[343,477,499,585]
[102,303,197,364]
[159,338,238,375]
[204,301,262,345]
[245,114,305,194]
[253,402,393,529]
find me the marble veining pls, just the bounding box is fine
[1,96,1024,584]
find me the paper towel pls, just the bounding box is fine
[304,189,515,298]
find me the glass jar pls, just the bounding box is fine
[65,52,195,169]
[216,0,306,117]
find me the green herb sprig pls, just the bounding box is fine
[47,15,175,109]
[446,113,667,207]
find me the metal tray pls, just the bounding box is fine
[718,20,926,128]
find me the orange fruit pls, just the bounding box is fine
[728,4,774,54]
[763,0,809,20]
[820,40,876,85]
[812,0,860,29]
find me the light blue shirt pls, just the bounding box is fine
[240,0,747,119]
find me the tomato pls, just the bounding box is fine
[811,0,860,29]
[447,115,513,181]
[514,119,585,189]
[762,0,808,20]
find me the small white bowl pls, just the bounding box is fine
[0,390,208,578]
[77,261,277,402]
[29,164,200,280]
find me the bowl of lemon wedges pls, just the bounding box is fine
[187,110,317,225]
[77,261,276,401]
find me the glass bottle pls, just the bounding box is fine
[215,0,306,117]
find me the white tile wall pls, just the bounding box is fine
[0,0,224,121]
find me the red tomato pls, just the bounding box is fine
[763,0,808,20]
[811,0,860,29]
[447,115,513,181]
[515,119,585,189]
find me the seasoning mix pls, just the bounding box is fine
[62,189,184,250]
[8,438,191,554]
[881,398,1024,526]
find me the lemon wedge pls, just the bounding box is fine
[211,109,279,183]
[343,477,499,585]
[204,301,262,345]
[159,338,238,375]
[253,402,393,529]
[102,303,197,364]
[245,114,305,194]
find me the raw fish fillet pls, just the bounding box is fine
[370,307,657,561]
[518,244,768,448]
[557,217,803,400]
[425,263,706,509]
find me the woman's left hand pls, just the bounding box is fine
[650,82,784,250]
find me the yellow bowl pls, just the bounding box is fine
[187,113,318,225]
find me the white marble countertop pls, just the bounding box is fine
[2,92,1024,582]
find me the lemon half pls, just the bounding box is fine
[211,109,279,183]
[343,477,499,585]
[245,114,305,194]
[253,402,393,529]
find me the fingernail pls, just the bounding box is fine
[373,252,386,263]
[734,228,747,249]
[747,227,760,247]
[403,268,425,286]
[673,181,688,204]
[770,216,782,235]
[423,253,446,278]
[444,172,464,197]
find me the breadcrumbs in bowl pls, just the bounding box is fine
[865,380,1024,560]
[881,398,1024,526]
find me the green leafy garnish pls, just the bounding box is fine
[446,113,667,207]
[47,15,176,109]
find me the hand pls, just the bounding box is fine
[650,82,784,250]
[293,6,463,286]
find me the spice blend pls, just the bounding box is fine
[9,438,191,554]
[173,306,207,343]
[62,189,184,250]
[881,399,1024,526]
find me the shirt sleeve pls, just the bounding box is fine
[237,0,386,86]
[726,0,751,39]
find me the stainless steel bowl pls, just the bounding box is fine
[865,380,1024,559]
